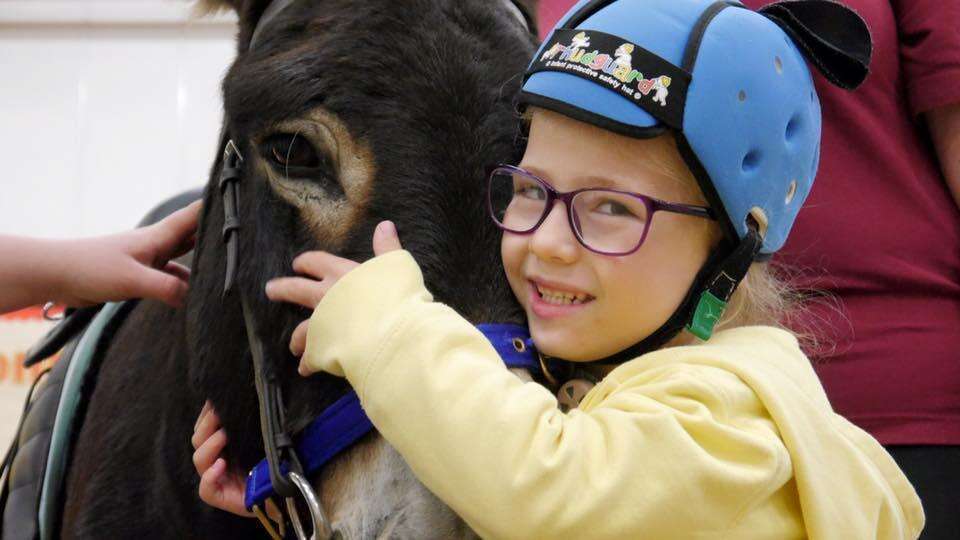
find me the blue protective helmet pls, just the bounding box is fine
[520,0,870,347]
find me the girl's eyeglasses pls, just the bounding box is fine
[487,164,716,256]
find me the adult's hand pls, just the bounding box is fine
[927,102,960,209]
[0,201,200,314]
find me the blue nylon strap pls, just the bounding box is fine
[475,323,539,373]
[244,323,539,510]
[244,391,372,510]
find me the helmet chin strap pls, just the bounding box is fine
[547,228,764,368]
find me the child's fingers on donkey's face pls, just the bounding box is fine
[191,406,222,450]
[194,400,211,433]
[199,458,229,508]
[200,458,253,516]
[266,277,327,309]
[290,319,310,357]
[192,427,228,475]
[292,251,357,279]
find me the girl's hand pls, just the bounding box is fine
[59,200,201,307]
[266,221,402,375]
[192,401,251,517]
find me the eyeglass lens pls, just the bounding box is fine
[488,169,649,254]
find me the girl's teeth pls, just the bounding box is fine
[536,285,589,305]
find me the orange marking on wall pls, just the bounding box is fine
[0,305,65,322]
[1,306,43,321]
[0,352,58,384]
[13,358,24,384]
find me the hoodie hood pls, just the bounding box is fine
[659,327,924,538]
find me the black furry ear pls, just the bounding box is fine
[194,0,238,15]
[509,0,540,36]
[759,0,872,89]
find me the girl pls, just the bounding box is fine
[194,0,923,537]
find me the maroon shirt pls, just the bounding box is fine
[539,0,960,445]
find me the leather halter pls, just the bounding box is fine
[221,141,306,500]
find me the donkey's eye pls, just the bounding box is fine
[261,133,322,170]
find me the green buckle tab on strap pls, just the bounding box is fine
[686,290,727,341]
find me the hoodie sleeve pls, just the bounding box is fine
[302,251,802,539]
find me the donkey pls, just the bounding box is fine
[58,0,537,537]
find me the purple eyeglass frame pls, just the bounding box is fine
[487,164,717,256]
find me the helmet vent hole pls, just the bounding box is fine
[774,56,783,73]
[785,180,798,204]
[738,90,747,102]
[785,115,801,142]
[741,149,761,173]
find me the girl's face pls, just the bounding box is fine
[501,109,719,361]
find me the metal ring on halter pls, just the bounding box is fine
[284,471,333,540]
[42,302,64,321]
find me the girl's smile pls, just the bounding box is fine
[527,278,596,318]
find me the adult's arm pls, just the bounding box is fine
[890,0,960,117]
[890,0,960,207]
[0,201,198,314]
[0,235,71,314]
[927,103,960,209]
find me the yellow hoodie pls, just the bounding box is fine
[303,251,924,539]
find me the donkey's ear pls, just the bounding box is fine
[759,0,872,89]
[512,0,539,23]
[193,0,271,19]
[193,0,238,15]
[194,0,274,50]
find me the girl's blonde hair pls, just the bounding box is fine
[640,132,825,350]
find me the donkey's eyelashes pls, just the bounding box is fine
[259,129,348,207]
[262,133,324,171]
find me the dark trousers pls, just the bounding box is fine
[886,445,960,540]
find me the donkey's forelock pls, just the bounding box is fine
[196,0,540,15]
[193,0,265,15]
[194,0,539,38]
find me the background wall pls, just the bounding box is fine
[0,0,236,445]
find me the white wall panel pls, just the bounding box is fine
[0,1,236,237]
[0,29,85,237]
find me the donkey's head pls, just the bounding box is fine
[186,0,536,536]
